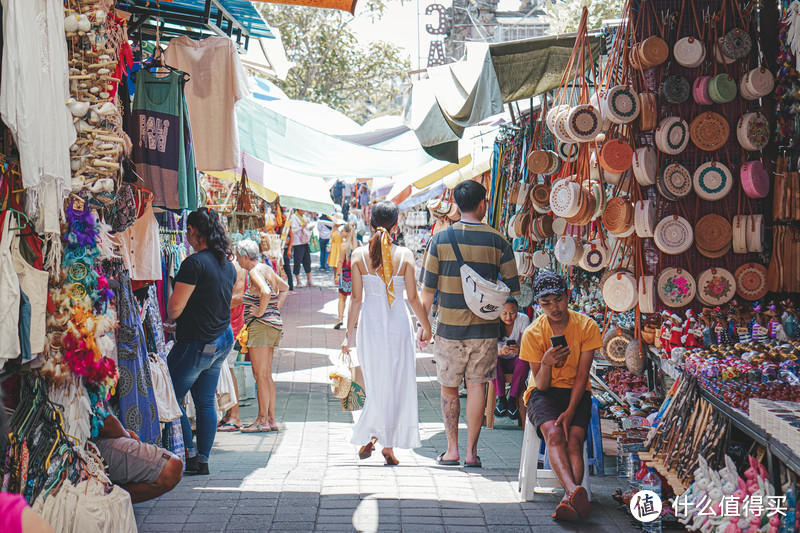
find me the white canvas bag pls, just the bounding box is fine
[447,226,510,320]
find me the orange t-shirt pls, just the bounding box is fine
[520,310,603,403]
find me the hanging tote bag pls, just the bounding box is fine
[446,226,510,320]
[216,362,238,412]
[147,353,183,422]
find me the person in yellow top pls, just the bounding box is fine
[519,271,602,523]
[327,224,343,272]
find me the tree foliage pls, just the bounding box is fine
[543,0,624,35]
[259,2,410,122]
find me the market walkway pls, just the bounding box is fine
[133,271,639,532]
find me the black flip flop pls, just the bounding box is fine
[436,452,459,466]
[463,456,482,468]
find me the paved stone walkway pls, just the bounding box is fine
[134,267,640,532]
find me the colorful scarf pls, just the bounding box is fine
[375,227,395,307]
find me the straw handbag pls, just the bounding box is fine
[329,351,366,411]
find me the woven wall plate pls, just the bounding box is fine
[721,28,753,59]
[550,179,581,218]
[674,36,706,68]
[695,214,732,256]
[554,110,575,143]
[742,67,775,99]
[532,249,551,269]
[662,162,692,198]
[734,262,769,301]
[555,235,582,265]
[602,271,638,312]
[708,74,737,104]
[599,139,634,173]
[634,199,656,238]
[654,215,693,254]
[741,160,770,198]
[697,268,736,306]
[731,215,747,253]
[507,214,519,239]
[605,334,631,365]
[552,217,567,235]
[527,150,551,174]
[690,112,730,152]
[581,241,608,272]
[657,267,696,308]
[746,214,764,253]
[655,117,689,155]
[639,92,658,131]
[661,74,691,105]
[633,146,657,185]
[546,104,570,134]
[531,184,551,207]
[591,182,605,220]
[692,76,713,105]
[693,162,733,201]
[567,104,602,142]
[638,275,656,314]
[602,197,631,234]
[714,38,736,64]
[558,141,579,162]
[605,86,640,124]
[737,112,770,152]
[638,36,669,68]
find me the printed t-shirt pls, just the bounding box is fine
[422,221,520,340]
[164,36,250,171]
[174,250,236,343]
[520,310,603,403]
[132,69,198,210]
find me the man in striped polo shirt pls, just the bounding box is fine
[421,180,520,467]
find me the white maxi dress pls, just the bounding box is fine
[351,256,422,449]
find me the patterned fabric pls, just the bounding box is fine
[115,268,161,444]
[374,227,395,307]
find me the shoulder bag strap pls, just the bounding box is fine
[446,225,465,267]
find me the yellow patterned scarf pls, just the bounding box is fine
[375,226,395,307]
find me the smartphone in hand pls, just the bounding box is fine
[550,335,568,367]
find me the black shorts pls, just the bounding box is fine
[527,387,592,439]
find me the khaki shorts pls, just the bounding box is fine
[92,436,175,485]
[433,337,498,387]
[247,321,281,347]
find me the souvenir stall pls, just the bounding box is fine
[0,0,271,528]
[485,0,800,529]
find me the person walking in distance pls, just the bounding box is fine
[520,271,601,521]
[420,180,520,467]
[290,209,314,288]
[317,214,334,272]
[342,202,432,465]
[333,224,357,330]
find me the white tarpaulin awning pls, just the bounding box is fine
[236,97,434,179]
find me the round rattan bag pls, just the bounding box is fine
[625,341,646,376]
[603,327,632,366]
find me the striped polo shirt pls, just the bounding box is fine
[422,221,520,340]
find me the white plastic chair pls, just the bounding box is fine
[518,419,591,502]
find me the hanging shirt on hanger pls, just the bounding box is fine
[131,69,198,210]
[164,36,250,172]
[114,200,161,281]
[0,0,75,233]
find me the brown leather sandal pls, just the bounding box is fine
[552,500,578,521]
[358,438,377,459]
[569,486,591,518]
[382,452,399,466]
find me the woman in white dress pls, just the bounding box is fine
[342,202,432,465]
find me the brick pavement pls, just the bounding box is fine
[134,267,640,533]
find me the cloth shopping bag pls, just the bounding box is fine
[147,352,182,422]
[216,362,237,412]
[329,350,365,412]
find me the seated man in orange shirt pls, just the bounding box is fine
[520,271,602,522]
